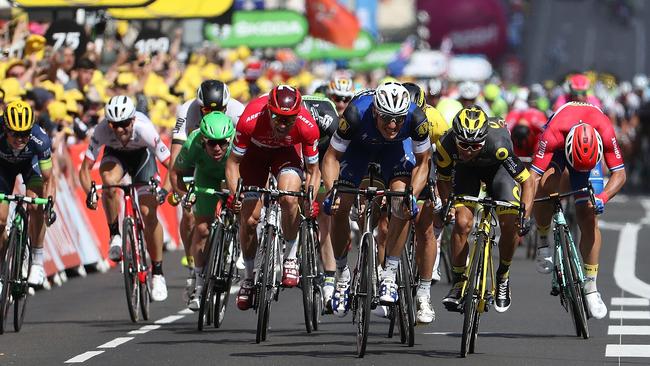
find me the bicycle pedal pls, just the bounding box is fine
[444,302,462,313]
[550,287,560,296]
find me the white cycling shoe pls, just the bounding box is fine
[535,246,553,274]
[585,291,607,319]
[108,235,122,262]
[416,296,436,324]
[151,275,168,301]
[27,264,46,286]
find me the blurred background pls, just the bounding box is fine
[0,0,647,192]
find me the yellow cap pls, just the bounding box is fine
[48,100,72,123]
[38,80,64,100]
[0,77,26,102]
[25,34,46,61]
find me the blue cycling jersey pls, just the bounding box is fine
[0,125,52,169]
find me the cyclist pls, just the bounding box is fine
[457,81,492,114]
[170,80,244,299]
[528,102,626,319]
[426,78,443,107]
[553,74,602,111]
[0,101,55,286]
[302,93,340,312]
[79,95,172,301]
[325,74,355,116]
[437,106,534,313]
[505,107,547,161]
[225,85,320,311]
[171,111,234,311]
[322,82,431,317]
[403,82,449,324]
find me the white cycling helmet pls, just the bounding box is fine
[633,74,648,91]
[428,78,442,97]
[458,81,481,100]
[105,95,136,122]
[327,75,355,97]
[374,82,410,117]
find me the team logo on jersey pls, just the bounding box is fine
[535,140,547,159]
[496,147,509,160]
[416,122,429,136]
[339,118,350,133]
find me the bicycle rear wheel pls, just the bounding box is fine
[355,233,373,358]
[0,227,18,334]
[122,218,139,322]
[461,236,483,358]
[300,222,314,334]
[561,228,589,339]
[198,224,221,331]
[14,235,30,332]
[137,225,150,321]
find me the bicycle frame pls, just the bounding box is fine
[551,200,586,297]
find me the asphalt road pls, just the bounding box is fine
[1,196,649,366]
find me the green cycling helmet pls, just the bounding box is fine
[199,111,235,140]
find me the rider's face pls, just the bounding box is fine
[270,112,297,137]
[6,130,31,150]
[375,109,405,140]
[110,117,134,144]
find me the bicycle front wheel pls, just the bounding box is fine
[256,226,275,343]
[300,222,314,334]
[137,224,150,321]
[398,250,416,347]
[122,218,139,323]
[198,224,221,331]
[355,233,373,358]
[214,226,235,328]
[461,236,483,358]
[561,227,589,339]
[14,236,31,332]
[0,227,19,334]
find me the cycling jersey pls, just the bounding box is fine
[424,104,449,146]
[174,129,229,217]
[232,94,320,165]
[302,94,339,160]
[531,102,625,175]
[171,98,245,144]
[85,111,171,164]
[0,125,52,193]
[505,108,546,159]
[553,94,602,111]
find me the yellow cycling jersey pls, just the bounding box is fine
[424,104,449,145]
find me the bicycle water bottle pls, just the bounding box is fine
[588,164,604,194]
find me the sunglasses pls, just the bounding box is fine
[456,139,485,151]
[271,113,297,126]
[109,118,133,129]
[332,95,352,103]
[570,90,587,97]
[7,130,31,138]
[378,113,405,125]
[204,138,229,148]
[201,106,225,115]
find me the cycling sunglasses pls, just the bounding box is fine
[456,138,485,151]
[332,95,352,103]
[7,130,31,138]
[378,113,405,125]
[109,118,133,129]
[204,138,229,148]
[271,113,297,126]
[201,106,225,114]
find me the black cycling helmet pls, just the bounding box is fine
[511,123,531,151]
[402,82,425,110]
[197,80,230,111]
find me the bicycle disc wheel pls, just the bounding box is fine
[399,250,416,347]
[137,227,150,321]
[14,237,31,332]
[355,233,373,358]
[461,237,483,358]
[0,227,18,334]
[561,229,589,339]
[300,222,314,333]
[122,218,139,323]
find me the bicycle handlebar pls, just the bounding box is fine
[0,194,57,226]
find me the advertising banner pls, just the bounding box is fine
[295,30,373,60]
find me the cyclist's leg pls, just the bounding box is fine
[317,189,336,308]
[414,200,437,322]
[99,149,126,244]
[532,156,564,273]
[0,163,17,247]
[187,214,212,309]
[23,159,47,285]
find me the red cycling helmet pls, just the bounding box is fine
[565,123,603,172]
[268,85,302,116]
[568,74,590,93]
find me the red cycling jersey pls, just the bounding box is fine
[553,94,602,111]
[233,94,320,165]
[505,108,546,158]
[531,102,625,175]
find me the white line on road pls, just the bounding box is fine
[613,223,650,298]
[606,344,650,358]
[611,297,650,306]
[178,308,194,315]
[64,351,105,363]
[155,315,185,324]
[97,337,134,349]
[128,325,161,335]
[609,326,650,335]
[610,310,650,320]
[599,221,626,231]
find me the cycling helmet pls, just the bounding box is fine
[4,100,34,132]
[511,123,533,153]
[568,74,590,93]
[483,83,501,101]
[428,78,442,97]
[327,76,354,97]
[633,74,648,91]
[104,95,135,122]
[452,105,489,143]
[199,111,235,141]
[197,80,230,111]
[268,85,302,116]
[565,123,603,172]
[402,82,425,110]
[458,81,481,100]
[374,82,410,117]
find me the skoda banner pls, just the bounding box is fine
[294,31,373,60]
[348,43,401,71]
[206,10,308,48]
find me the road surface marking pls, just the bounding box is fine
[611,297,650,306]
[98,337,134,349]
[613,223,650,298]
[155,315,185,324]
[608,326,650,335]
[128,325,161,335]
[178,308,194,315]
[606,344,650,358]
[599,221,626,231]
[610,310,650,320]
[65,351,105,363]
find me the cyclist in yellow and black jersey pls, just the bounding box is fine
[436,106,534,314]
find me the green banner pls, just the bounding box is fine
[205,10,308,48]
[348,43,402,71]
[294,31,374,60]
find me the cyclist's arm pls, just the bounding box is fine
[171,137,195,195]
[41,163,55,201]
[601,169,626,203]
[225,153,242,195]
[305,162,321,195]
[322,145,343,193]
[79,157,94,195]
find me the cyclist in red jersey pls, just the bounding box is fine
[225,85,321,311]
[505,108,547,161]
[524,102,626,320]
[553,74,602,111]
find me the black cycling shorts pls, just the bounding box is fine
[453,163,520,215]
[101,147,158,186]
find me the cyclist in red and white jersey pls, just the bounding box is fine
[553,74,602,111]
[505,107,547,161]
[79,95,172,301]
[225,85,320,311]
[525,102,626,320]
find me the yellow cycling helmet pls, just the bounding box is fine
[4,100,34,132]
[452,105,488,143]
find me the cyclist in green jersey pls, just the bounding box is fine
[171,111,235,310]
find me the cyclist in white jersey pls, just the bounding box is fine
[169,80,244,301]
[79,95,172,302]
